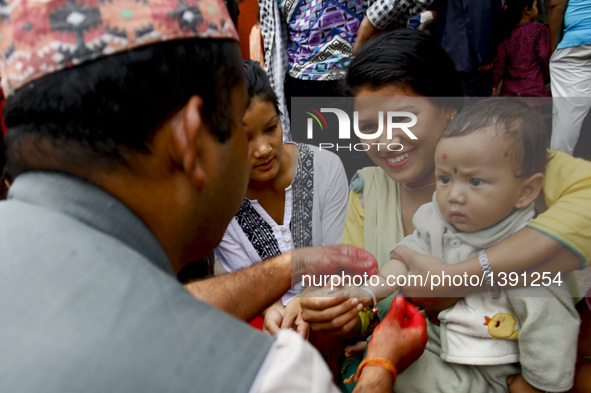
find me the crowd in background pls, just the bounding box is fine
[230,0,590,159]
[1,0,590,194]
[0,0,591,392]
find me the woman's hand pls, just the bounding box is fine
[281,298,309,338]
[300,288,363,338]
[263,301,286,335]
[263,298,309,338]
[366,296,427,373]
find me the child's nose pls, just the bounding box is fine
[448,185,466,204]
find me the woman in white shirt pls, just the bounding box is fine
[215,60,349,334]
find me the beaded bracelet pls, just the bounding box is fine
[344,357,398,384]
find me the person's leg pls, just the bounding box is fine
[459,71,493,97]
[571,292,591,393]
[550,45,591,155]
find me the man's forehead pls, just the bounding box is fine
[0,0,239,96]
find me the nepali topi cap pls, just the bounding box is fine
[0,0,239,96]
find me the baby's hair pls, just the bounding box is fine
[442,98,548,178]
[243,59,281,116]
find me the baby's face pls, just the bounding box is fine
[434,128,526,232]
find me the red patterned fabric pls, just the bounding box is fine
[0,0,239,96]
[493,21,551,97]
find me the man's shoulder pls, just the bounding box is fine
[0,200,274,393]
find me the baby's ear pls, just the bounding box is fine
[515,172,544,209]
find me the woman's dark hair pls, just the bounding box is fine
[4,38,243,177]
[243,59,280,115]
[346,29,465,109]
[500,0,535,40]
[443,98,548,177]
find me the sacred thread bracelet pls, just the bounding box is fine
[344,357,398,384]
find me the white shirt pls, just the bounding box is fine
[250,330,342,393]
[215,144,348,304]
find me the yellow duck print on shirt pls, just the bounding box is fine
[484,313,520,340]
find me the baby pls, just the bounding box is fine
[348,99,579,392]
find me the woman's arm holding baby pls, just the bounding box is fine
[398,152,590,299]
[395,227,580,298]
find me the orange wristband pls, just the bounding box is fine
[345,357,398,384]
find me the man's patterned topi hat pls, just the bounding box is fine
[0,0,238,95]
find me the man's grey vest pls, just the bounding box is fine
[0,172,273,393]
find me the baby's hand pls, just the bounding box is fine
[345,341,368,358]
[345,285,374,309]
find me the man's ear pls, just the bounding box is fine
[515,172,544,209]
[171,95,207,188]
